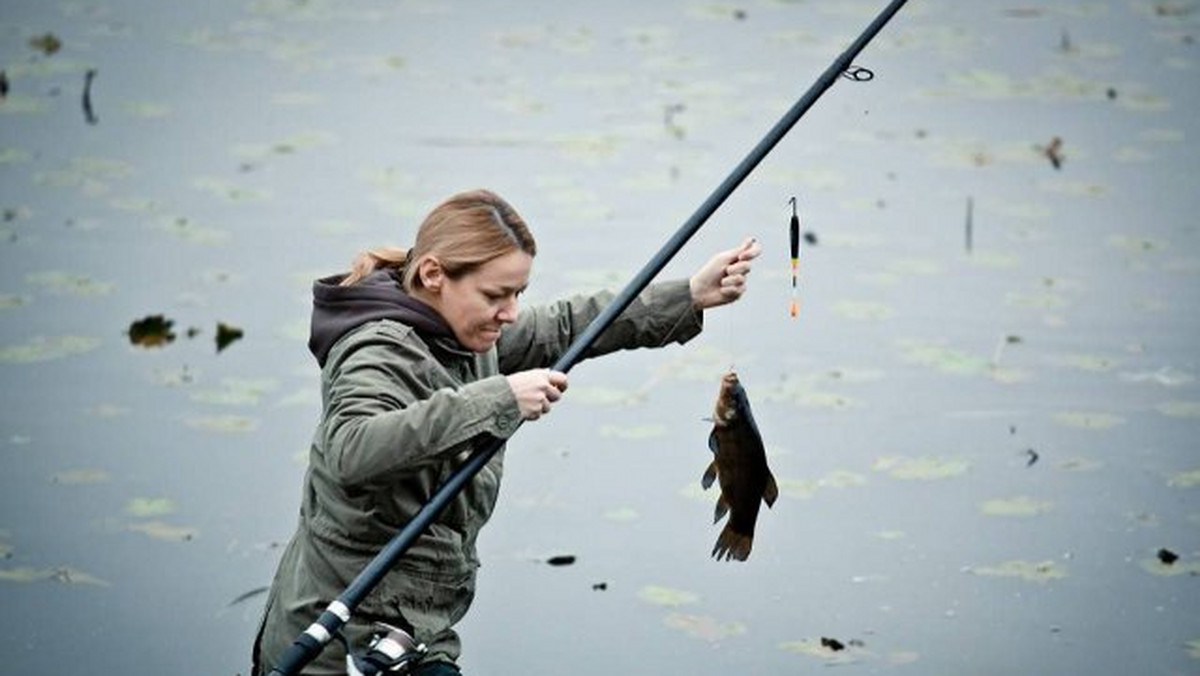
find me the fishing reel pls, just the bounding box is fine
[345,622,428,676]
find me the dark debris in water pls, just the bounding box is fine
[128,315,176,348]
[545,555,576,566]
[591,582,607,591]
[216,322,244,353]
[129,316,243,353]
[821,637,845,651]
[29,33,62,57]
[1157,548,1179,565]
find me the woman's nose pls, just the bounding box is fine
[497,299,519,323]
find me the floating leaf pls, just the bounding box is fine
[121,101,171,118]
[50,468,110,485]
[192,176,271,203]
[833,300,896,321]
[897,340,989,376]
[1139,556,1200,577]
[0,333,100,362]
[29,33,63,56]
[0,293,29,309]
[183,415,258,433]
[1052,411,1125,429]
[663,612,746,642]
[127,520,197,542]
[819,470,868,489]
[125,497,176,518]
[153,217,230,244]
[776,477,818,499]
[191,377,278,406]
[980,495,1053,517]
[1186,638,1200,659]
[1167,469,1200,488]
[779,637,863,664]
[1157,401,1200,418]
[637,585,699,607]
[216,322,244,352]
[26,271,114,296]
[0,566,109,586]
[1058,456,1105,472]
[872,455,968,480]
[967,559,1066,583]
[128,315,175,347]
[1052,353,1119,372]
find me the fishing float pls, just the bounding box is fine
[788,196,800,318]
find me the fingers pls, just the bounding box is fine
[508,369,569,421]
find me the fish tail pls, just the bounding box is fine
[711,525,752,562]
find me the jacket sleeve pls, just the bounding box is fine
[497,278,703,374]
[319,327,522,487]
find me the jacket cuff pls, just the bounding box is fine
[464,375,522,439]
[654,278,704,345]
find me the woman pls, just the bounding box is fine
[253,189,761,675]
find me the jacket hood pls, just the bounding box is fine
[308,269,455,366]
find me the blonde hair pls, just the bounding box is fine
[341,189,536,289]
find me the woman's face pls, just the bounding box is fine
[419,249,532,353]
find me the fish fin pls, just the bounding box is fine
[701,461,717,490]
[763,472,779,508]
[707,430,719,454]
[711,525,752,562]
[713,494,730,524]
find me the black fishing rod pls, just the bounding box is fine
[269,0,909,672]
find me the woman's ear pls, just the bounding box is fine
[417,256,444,292]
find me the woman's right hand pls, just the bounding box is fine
[506,369,569,421]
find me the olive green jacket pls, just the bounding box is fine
[254,279,702,675]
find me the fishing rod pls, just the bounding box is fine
[269,0,909,672]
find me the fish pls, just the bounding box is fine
[702,371,779,561]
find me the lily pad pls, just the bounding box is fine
[127,520,197,542]
[1156,401,1200,418]
[833,300,895,321]
[191,378,277,406]
[1052,411,1126,429]
[0,566,109,586]
[0,336,100,362]
[125,497,176,518]
[1167,469,1200,488]
[637,584,699,607]
[183,415,258,433]
[966,559,1067,583]
[26,271,113,296]
[50,468,110,485]
[663,612,746,642]
[1139,556,1200,577]
[979,495,1053,517]
[872,455,968,480]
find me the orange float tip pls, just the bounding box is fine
[789,299,799,318]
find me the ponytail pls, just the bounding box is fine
[340,246,409,287]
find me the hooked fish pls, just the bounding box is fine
[702,371,778,561]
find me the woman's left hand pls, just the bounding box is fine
[689,236,762,310]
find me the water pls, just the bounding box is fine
[1,1,1198,674]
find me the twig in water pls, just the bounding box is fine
[965,196,973,254]
[82,68,98,125]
